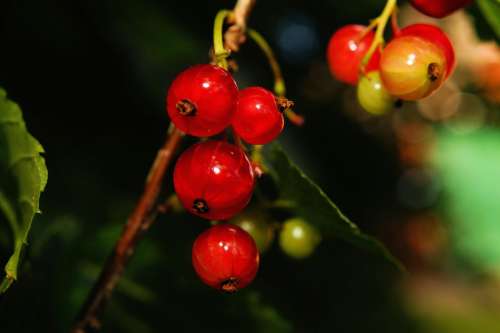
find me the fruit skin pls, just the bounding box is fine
[326,25,381,85]
[192,224,260,292]
[232,87,284,145]
[357,71,395,115]
[400,24,455,77]
[279,218,321,259]
[380,35,447,100]
[173,141,255,220]
[410,0,473,18]
[166,64,238,137]
[230,210,275,253]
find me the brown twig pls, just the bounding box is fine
[71,1,256,332]
[71,127,183,333]
[224,0,256,52]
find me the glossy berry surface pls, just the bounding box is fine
[232,87,284,145]
[380,36,447,100]
[400,24,455,77]
[173,140,255,220]
[166,64,238,137]
[357,71,395,115]
[327,25,381,85]
[410,0,472,18]
[192,224,260,292]
[230,210,275,253]
[279,218,321,259]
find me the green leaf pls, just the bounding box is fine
[0,87,47,293]
[477,0,500,38]
[262,143,402,270]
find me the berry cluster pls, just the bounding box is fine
[327,3,458,115]
[166,60,293,292]
[168,64,289,220]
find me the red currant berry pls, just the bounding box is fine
[173,140,255,220]
[232,87,284,145]
[400,24,455,78]
[380,36,447,100]
[166,64,238,137]
[192,224,259,292]
[327,24,381,85]
[410,0,472,18]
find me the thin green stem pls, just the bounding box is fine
[0,277,13,293]
[251,145,264,164]
[391,7,401,37]
[361,0,397,69]
[247,28,286,97]
[213,10,232,70]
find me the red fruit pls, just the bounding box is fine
[400,24,455,77]
[327,24,381,85]
[166,64,238,137]
[173,140,255,220]
[192,224,259,292]
[410,0,473,18]
[232,87,284,145]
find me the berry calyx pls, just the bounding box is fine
[192,224,260,292]
[400,24,455,78]
[166,64,238,137]
[279,218,321,259]
[380,35,447,100]
[230,210,275,253]
[357,71,395,115]
[173,140,255,220]
[327,25,381,85]
[410,0,473,18]
[232,87,285,145]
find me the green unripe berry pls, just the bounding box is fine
[230,211,275,253]
[279,218,321,259]
[357,71,394,115]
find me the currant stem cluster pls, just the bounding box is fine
[71,1,257,332]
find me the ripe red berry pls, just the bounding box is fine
[400,24,455,77]
[410,0,473,18]
[380,35,447,100]
[166,64,238,137]
[327,24,381,85]
[192,224,260,292]
[232,87,284,145]
[173,140,255,220]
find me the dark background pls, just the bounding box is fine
[0,0,497,332]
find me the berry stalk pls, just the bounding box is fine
[247,28,286,96]
[213,10,232,69]
[360,0,397,70]
[246,28,304,126]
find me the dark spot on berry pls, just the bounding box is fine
[275,96,295,113]
[394,99,403,108]
[220,277,239,293]
[193,198,209,214]
[176,99,197,116]
[428,63,440,82]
